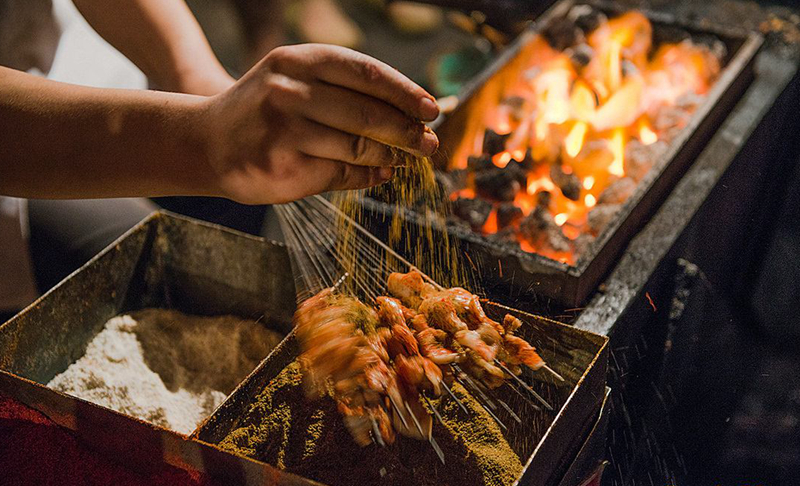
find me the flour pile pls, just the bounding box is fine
[48,308,284,435]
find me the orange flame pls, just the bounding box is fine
[609,128,626,177]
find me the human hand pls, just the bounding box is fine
[198,44,440,204]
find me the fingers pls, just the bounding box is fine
[295,118,403,167]
[271,44,439,121]
[301,156,394,196]
[282,80,438,156]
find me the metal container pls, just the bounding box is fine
[0,212,608,485]
[361,0,763,307]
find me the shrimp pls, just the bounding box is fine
[503,334,545,370]
[455,329,497,362]
[387,271,436,309]
[376,296,407,328]
[502,314,523,335]
[409,313,430,333]
[387,324,420,359]
[419,295,469,334]
[416,327,460,365]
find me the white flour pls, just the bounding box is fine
[48,308,284,435]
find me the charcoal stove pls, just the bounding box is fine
[360,0,762,308]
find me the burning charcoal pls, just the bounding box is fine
[490,227,519,245]
[505,160,529,187]
[588,203,621,235]
[567,43,594,69]
[549,164,581,201]
[482,129,510,156]
[536,190,552,209]
[625,139,667,182]
[621,59,639,78]
[572,234,595,257]
[654,105,691,132]
[475,168,521,202]
[435,169,467,196]
[467,154,494,172]
[693,34,727,61]
[568,5,607,34]
[519,206,571,253]
[652,25,691,46]
[500,96,527,122]
[676,92,704,110]
[452,197,493,230]
[543,19,584,51]
[512,148,537,171]
[598,177,636,205]
[497,203,523,230]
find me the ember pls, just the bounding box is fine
[447,6,723,264]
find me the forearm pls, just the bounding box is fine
[72,0,234,95]
[0,67,216,199]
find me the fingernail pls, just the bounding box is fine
[379,166,394,181]
[421,130,439,156]
[420,97,440,121]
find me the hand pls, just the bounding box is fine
[198,44,440,204]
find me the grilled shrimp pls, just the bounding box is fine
[455,329,496,362]
[376,296,407,328]
[503,334,545,370]
[416,327,459,365]
[387,271,436,309]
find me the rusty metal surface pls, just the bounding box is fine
[360,0,763,308]
[196,299,608,486]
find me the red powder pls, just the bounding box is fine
[0,395,213,486]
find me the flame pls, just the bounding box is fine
[445,10,720,265]
[493,151,512,168]
[609,128,626,177]
[565,121,588,158]
[527,175,556,195]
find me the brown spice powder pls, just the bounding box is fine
[218,361,523,486]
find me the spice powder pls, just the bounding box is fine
[219,361,523,486]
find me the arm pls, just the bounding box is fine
[72,0,234,95]
[0,45,440,204]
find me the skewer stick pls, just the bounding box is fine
[453,374,507,430]
[429,436,446,464]
[494,360,553,411]
[423,394,445,424]
[452,365,497,410]
[388,395,410,430]
[506,380,542,411]
[369,414,385,447]
[405,401,425,437]
[442,381,469,414]
[541,364,565,383]
[496,398,523,424]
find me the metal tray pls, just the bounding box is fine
[0,212,608,485]
[360,0,763,307]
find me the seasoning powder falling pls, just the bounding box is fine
[48,308,284,435]
[218,360,524,486]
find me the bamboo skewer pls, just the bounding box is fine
[495,360,553,411]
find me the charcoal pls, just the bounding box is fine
[519,207,571,253]
[497,203,523,230]
[625,139,666,181]
[514,148,537,171]
[572,233,595,257]
[621,59,639,78]
[588,203,621,234]
[490,227,519,245]
[506,160,529,186]
[436,169,467,195]
[692,34,727,61]
[475,168,521,202]
[549,164,581,201]
[567,43,594,69]
[543,19,584,51]
[598,177,636,205]
[452,197,493,230]
[482,129,510,156]
[654,105,691,132]
[536,190,553,209]
[500,96,527,122]
[652,25,691,46]
[467,154,494,172]
[568,5,607,35]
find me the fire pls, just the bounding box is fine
[609,128,626,177]
[448,8,723,265]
